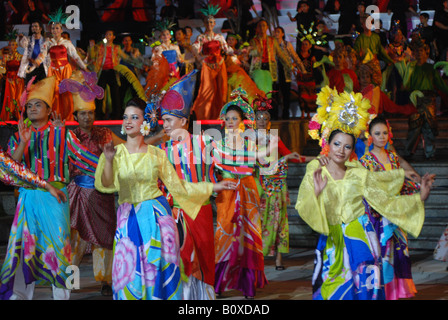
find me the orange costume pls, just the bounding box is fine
[225,54,265,105]
[35,38,86,121]
[1,51,24,121]
[192,33,233,120]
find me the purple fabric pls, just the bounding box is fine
[215,261,267,297]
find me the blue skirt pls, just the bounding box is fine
[312,212,386,300]
[112,196,182,300]
[0,187,71,299]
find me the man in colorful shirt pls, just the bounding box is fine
[60,70,123,297]
[157,70,218,299]
[0,76,99,300]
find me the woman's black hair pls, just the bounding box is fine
[225,105,245,120]
[275,26,286,41]
[368,115,388,134]
[125,97,147,113]
[328,129,356,148]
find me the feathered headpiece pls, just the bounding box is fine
[220,88,255,127]
[5,29,18,41]
[19,76,37,111]
[389,20,402,41]
[199,4,221,20]
[154,19,176,32]
[48,7,69,25]
[308,86,372,149]
[59,70,104,102]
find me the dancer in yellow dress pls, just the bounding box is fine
[296,87,435,300]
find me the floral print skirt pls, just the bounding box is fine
[0,187,71,300]
[260,187,290,257]
[112,196,181,300]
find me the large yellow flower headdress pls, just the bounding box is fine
[308,86,372,148]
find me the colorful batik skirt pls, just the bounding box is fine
[214,176,267,297]
[366,178,419,300]
[112,196,182,300]
[312,213,385,300]
[0,187,71,300]
[260,184,290,257]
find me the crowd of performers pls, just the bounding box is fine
[2,3,448,160]
[0,3,447,301]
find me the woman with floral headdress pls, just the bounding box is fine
[359,115,419,300]
[253,95,313,270]
[33,8,88,121]
[213,89,275,299]
[95,97,234,300]
[0,31,24,121]
[296,86,435,300]
[191,4,234,120]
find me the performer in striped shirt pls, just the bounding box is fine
[0,76,99,300]
[0,146,66,202]
[158,70,218,300]
[213,88,277,299]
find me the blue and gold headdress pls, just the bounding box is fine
[140,93,163,136]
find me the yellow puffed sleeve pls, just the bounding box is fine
[295,160,330,235]
[157,147,214,220]
[295,160,425,238]
[94,152,119,194]
[362,168,425,238]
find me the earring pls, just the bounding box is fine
[367,135,373,146]
[120,124,126,135]
[239,122,245,132]
[349,150,358,162]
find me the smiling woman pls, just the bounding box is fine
[32,8,88,121]
[94,97,235,300]
[295,87,435,300]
